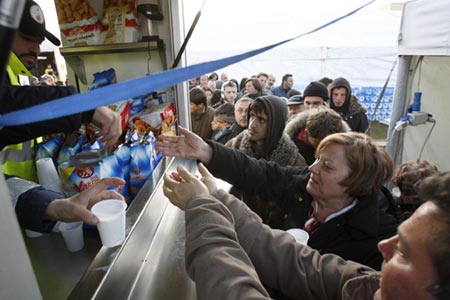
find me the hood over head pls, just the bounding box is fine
[330,77,352,113]
[248,95,288,155]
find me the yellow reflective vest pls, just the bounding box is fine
[1,53,37,182]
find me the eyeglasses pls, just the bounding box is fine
[235,109,248,114]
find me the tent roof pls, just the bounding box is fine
[185,0,403,51]
[398,0,450,56]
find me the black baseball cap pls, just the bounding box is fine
[19,0,61,46]
[287,95,304,106]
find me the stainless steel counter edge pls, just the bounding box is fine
[68,157,198,299]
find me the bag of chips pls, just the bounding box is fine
[55,0,102,46]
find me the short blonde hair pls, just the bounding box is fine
[316,132,393,197]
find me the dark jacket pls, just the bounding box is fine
[206,142,400,270]
[6,175,61,232]
[211,125,234,145]
[230,130,306,228]
[330,77,369,133]
[0,85,94,149]
[227,96,306,228]
[229,121,245,138]
[191,106,215,140]
[271,85,290,98]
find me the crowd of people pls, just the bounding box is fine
[187,72,369,150]
[155,71,450,299]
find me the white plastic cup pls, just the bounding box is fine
[59,221,84,252]
[286,228,310,245]
[36,157,64,193]
[25,230,43,238]
[91,200,127,247]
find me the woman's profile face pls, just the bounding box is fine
[246,82,257,95]
[307,143,351,202]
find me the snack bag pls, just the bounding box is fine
[55,0,102,46]
[129,93,153,115]
[56,133,86,166]
[60,149,107,195]
[147,131,162,169]
[99,145,131,204]
[90,68,117,90]
[129,102,177,136]
[35,134,65,161]
[128,143,153,198]
[102,0,139,44]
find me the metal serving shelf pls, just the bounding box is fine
[25,157,198,299]
[59,40,166,85]
[59,40,164,57]
[68,156,197,300]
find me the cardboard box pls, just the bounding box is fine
[109,100,131,131]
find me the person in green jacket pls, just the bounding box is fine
[2,0,122,182]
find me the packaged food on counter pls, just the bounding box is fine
[60,148,108,196]
[55,0,102,46]
[34,134,65,161]
[109,100,131,131]
[90,68,117,90]
[100,146,131,204]
[56,133,86,166]
[127,131,161,198]
[88,69,131,132]
[129,102,177,136]
[101,0,140,44]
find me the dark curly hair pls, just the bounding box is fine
[392,160,439,203]
[418,172,450,300]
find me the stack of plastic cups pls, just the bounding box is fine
[35,157,64,194]
[32,158,65,236]
[35,157,86,250]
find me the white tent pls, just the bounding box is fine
[386,0,450,171]
[185,0,404,90]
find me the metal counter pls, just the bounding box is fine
[70,157,197,300]
[26,157,199,299]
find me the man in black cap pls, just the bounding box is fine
[302,81,329,110]
[8,0,60,83]
[0,1,125,242]
[1,0,122,182]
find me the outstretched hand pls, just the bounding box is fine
[92,106,122,147]
[45,177,125,225]
[163,164,213,211]
[197,163,217,196]
[156,126,213,164]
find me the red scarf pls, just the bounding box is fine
[304,200,321,236]
[296,128,312,146]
